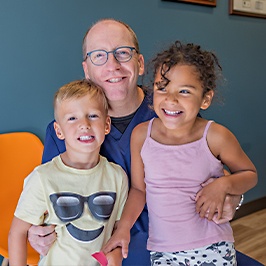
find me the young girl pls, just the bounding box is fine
[103,41,258,266]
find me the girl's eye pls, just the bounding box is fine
[68,117,76,121]
[180,89,189,94]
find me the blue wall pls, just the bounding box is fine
[1,0,265,203]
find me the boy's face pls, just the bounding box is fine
[54,93,111,156]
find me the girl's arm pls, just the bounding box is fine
[9,216,32,266]
[102,123,147,258]
[196,122,257,221]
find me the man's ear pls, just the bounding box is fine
[54,121,65,140]
[138,54,145,76]
[82,61,90,79]
[105,116,111,135]
[201,90,214,110]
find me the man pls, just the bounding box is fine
[28,18,240,266]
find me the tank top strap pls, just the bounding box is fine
[146,118,155,138]
[203,120,214,139]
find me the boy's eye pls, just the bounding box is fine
[68,117,76,121]
[89,114,99,119]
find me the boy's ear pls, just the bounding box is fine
[201,90,214,110]
[54,121,65,140]
[105,116,111,135]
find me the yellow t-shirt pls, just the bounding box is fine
[15,155,128,266]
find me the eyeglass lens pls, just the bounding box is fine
[88,46,136,66]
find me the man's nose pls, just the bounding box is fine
[105,53,121,69]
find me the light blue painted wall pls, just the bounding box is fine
[1,0,265,203]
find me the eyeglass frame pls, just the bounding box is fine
[84,46,138,66]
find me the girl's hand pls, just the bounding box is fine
[102,227,130,259]
[195,178,227,221]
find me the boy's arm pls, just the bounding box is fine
[196,122,258,221]
[103,123,147,258]
[8,216,32,266]
[106,247,123,266]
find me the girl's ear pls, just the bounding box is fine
[201,90,214,110]
[54,121,65,140]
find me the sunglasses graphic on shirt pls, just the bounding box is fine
[49,192,116,223]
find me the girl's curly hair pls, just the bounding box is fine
[144,40,223,99]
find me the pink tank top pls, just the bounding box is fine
[141,119,234,252]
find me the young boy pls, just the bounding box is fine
[8,79,128,266]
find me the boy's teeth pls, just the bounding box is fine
[80,136,92,140]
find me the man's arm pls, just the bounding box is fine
[28,121,63,255]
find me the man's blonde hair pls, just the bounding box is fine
[54,79,108,120]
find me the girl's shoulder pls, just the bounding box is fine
[133,119,150,134]
[131,120,151,147]
[207,120,236,157]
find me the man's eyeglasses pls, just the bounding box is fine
[84,46,138,66]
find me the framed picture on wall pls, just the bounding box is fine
[162,0,216,6]
[229,0,266,18]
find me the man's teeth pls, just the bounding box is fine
[79,136,93,140]
[108,78,122,83]
[164,109,181,115]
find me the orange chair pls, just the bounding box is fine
[0,132,43,266]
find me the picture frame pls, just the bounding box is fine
[229,0,266,19]
[162,0,216,7]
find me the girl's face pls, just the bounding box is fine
[153,64,213,130]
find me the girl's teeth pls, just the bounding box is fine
[164,109,181,115]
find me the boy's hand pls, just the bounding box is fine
[106,247,123,266]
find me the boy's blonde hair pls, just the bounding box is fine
[54,79,108,120]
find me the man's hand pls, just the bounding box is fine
[28,224,56,256]
[212,193,241,224]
